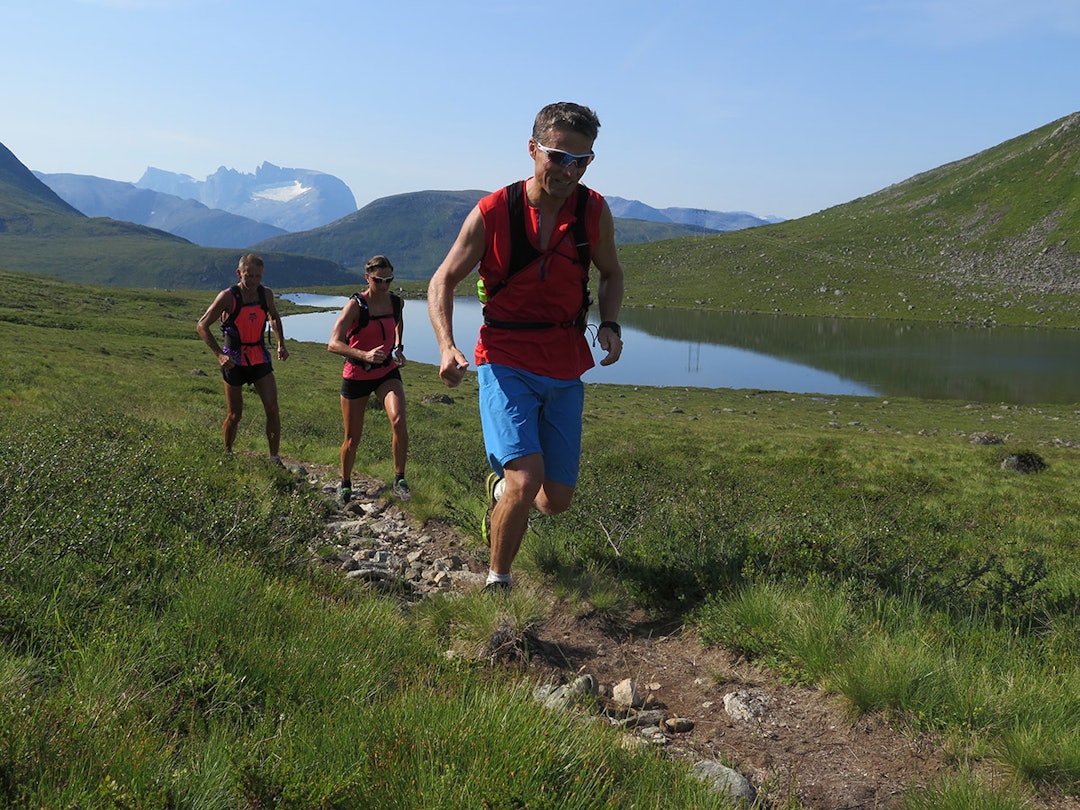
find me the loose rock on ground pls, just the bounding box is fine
[281,457,1080,810]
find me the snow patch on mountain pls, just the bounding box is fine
[253,181,312,203]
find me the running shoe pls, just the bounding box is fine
[340,483,352,505]
[482,580,511,596]
[485,472,502,507]
[482,473,502,544]
[393,479,412,501]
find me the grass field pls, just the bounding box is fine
[3,269,1080,808]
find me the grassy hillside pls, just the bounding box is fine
[619,112,1080,328]
[5,269,1080,806]
[253,189,720,279]
[0,231,362,289]
[5,112,1080,321]
[253,189,486,279]
[0,270,732,807]
[612,216,715,244]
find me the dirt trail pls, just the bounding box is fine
[291,457,1080,810]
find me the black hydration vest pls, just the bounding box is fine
[482,181,593,331]
[221,284,269,361]
[344,292,403,369]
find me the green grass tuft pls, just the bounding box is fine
[6,268,1080,806]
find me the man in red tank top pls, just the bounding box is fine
[196,254,289,461]
[428,102,625,592]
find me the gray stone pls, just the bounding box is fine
[540,675,598,711]
[612,677,639,708]
[723,689,769,722]
[691,760,757,804]
[617,709,666,729]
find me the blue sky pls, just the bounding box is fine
[4,0,1079,220]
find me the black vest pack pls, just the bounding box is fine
[221,284,269,353]
[346,292,403,339]
[344,292,404,369]
[482,182,593,330]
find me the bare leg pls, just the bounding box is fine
[488,453,575,576]
[223,383,244,452]
[378,379,408,476]
[340,394,369,482]
[533,479,574,516]
[253,373,281,456]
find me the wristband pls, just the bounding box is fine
[395,343,404,351]
[599,321,621,338]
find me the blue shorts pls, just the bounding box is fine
[478,363,584,487]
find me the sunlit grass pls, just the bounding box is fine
[900,774,1033,810]
[6,269,1080,806]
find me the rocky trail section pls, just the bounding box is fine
[285,458,1079,810]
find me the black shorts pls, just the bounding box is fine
[341,368,402,400]
[223,362,273,387]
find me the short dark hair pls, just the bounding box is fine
[532,102,600,144]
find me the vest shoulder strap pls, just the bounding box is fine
[506,180,543,279]
[347,292,402,340]
[223,284,267,328]
[488,182,592,302]
[347,293,369,338]
[569,183,591,270]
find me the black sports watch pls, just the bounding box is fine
[599,320,621,338]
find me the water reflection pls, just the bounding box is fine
[281,294,1080,404]
[622,307,1080,404]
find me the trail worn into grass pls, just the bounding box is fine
[289,455,1080,810]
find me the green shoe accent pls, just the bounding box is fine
[482,472,502,545]
[485,472,501,507]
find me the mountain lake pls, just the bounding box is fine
[281,294,1080,405]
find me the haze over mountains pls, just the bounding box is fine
[8,141,760,285]
[33,162,357,249]
[3,110,1078,318]
[33,163,779,257]
[605,197,783,231]
[134,163,358,232]
[32,172,289,248]
[0,141,355,289]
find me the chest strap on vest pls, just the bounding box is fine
[222,284,270,350]
[344,292,404,367]
[483,182,593,331]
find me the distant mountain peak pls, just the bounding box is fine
[35,171,289,249]
[604,196,782,231]
[136,163,357,232]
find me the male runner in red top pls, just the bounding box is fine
[197,254,289,461]
[428,102,625,592]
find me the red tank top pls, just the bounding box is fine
[342,292,400,381]
[475,183,602,380]
[221,285,269,366]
